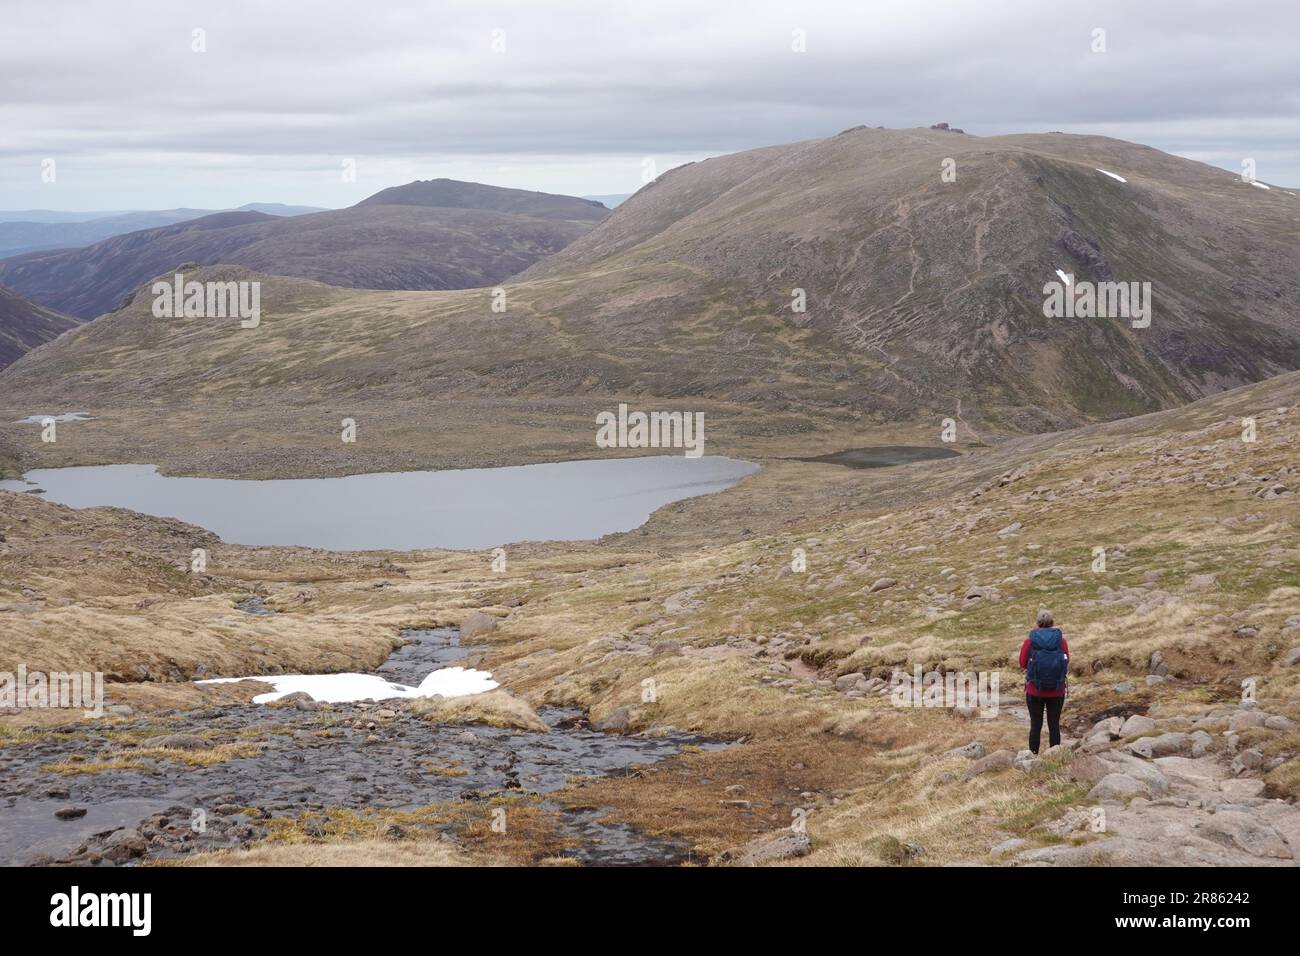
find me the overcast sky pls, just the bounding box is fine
[2,0,1297,210]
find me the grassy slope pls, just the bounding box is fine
[0,285,79,369]
[0,202,605,320]
[2,370,1296,863]
[1,129,1297,479]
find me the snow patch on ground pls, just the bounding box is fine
[1095,168,1127,183]
[1055,269,1073,286]
[14,412,92,424]
[198,666,499,704]
[1250,180,1271,190]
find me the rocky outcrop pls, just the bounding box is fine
[999,700,1300,867]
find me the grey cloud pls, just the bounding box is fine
[1,0,1296,208]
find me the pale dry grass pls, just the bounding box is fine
[409,690,548,732]
[175,839,480,867]
[1,383,1297,865]
[2,597,401,679]
[41,741,258,776]
[801,734,1084,866]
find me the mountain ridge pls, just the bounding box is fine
[0,180,609,319]
[2,127,1297,475]
[0,284,80,369]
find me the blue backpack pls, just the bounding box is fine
[1027,627,1067,691]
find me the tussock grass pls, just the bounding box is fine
[41,742,257,776]
[409,691,548,732]
[175,840,477,867]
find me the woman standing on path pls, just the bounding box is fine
[1019,610,1069,753]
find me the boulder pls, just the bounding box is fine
[591,706,630,733]
[1068,754,1113,786]
[273,691,315,708]
[947,742,987,761]
[1228,711,1267,732]
[868,578,898,593]
[459,611,497,639]
[919,741,986,768]
[834,672,866,691]
[1091,716,1124,738]
[1089,773,1148,800]
[729,830,812,865]
[1081,734,1116,754]
[1190,730,1213,757]
[1231,748,1264,776]
[1125,732,1192,759]
[1098,752,1170,795]
[966,750,1015,778]
[1118,714,1156,737]
[1199,811,1292,859]
[1013,752,1042,772]
[101,828,148,863]
[152,733,212,751]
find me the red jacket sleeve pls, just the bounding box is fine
[1019,637,1031,669]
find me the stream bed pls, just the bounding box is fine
[0,629,723,866]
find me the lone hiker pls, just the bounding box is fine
[1019,610,1068,753]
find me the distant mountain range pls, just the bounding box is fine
[0,181,608,319]
[4,128,1297,435]
[0,204,325,257]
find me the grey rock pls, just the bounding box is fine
[1069,754,1114,786]
[152,733,212,751]
[835,672,867,691]
[101,828,148,862]
[1200,811,1292,859]
[1228,711,1267,732]
[948,742,987,761]
[730,830,812,865]
[1231,749,1264,775]
[966,750,1015,778]
[1125,732,1192,759]
[1089,773,1148,800]
[1098,752,1170,795]
[459,611,497,639]
[591,706,631,733]
[1118,715,1156,737]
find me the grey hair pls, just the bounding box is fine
[1037,610,1054,627]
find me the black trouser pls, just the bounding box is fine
[1026,694,1063,753]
